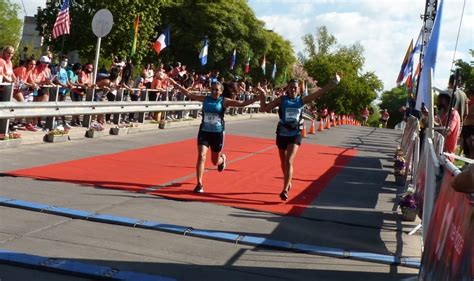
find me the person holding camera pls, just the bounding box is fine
[257,74,341,201]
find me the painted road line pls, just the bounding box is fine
[0,196,421,269]
[0,249,175,281]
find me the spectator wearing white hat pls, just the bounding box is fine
[31,55,53,128]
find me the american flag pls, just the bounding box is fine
[52,0,70,39]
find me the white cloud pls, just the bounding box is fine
[13,0,474,92]
[10,0,45,17]
[253,0,473,92]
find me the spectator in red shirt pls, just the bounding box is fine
[13,59,37,102]
[381,109,390,128]
[361,107,370,126]
[435,92,461,156]
[0,46,16,84]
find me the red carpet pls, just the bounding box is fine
[6,135,356,216]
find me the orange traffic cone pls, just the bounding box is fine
[318,119,324,131]
[309,120,316,134]
[325,117,331,129]
[301,121,307,137]
[332,118,336,127]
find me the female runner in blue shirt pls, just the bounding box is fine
[169,78,262,193]
[257,74,340,200]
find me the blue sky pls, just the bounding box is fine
[247,0,473,92]
[13,0,474,91]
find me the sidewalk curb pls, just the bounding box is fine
[12,113,277,146]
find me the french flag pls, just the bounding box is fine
[152,26,170,55]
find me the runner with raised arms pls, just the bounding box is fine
[257,73,341,201]
[169,78,262,193]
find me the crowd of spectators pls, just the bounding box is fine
[0,46,280,133]
[402,72,474,162]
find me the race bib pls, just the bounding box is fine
[285,108,299,121]
[204,113,220,124]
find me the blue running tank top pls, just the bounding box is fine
[277,95,304,136]
[200,95,225,132]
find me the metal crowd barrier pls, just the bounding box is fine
[0,83,261,135]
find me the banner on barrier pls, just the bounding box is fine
[418,172,474,281]
[414,138,440,224]
[415,138,428,218]
[401,116,419,155]
[433,131,445,157]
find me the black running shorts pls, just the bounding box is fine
[276,134,302,150]
[198,130,224,152]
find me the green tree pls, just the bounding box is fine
[301,26,382,115]
[379,86,406,128]
[160,0,295,82]
[302,26,336,57]
[36,0,296,81]
[36,0,167,65]
[0,0,22,49]
[454,49,474,94]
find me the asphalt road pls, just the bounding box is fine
[0,116,421,281]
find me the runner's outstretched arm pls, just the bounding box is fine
[302,73,341,105]
[224,94,261,108]
[256,87,281,112]
[168,78,206,102]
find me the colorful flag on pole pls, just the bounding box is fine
[230,49,236,70]
[152,26,170,55]
[403,50,415,81]
[271,62,277,79]
[413,28,422,53]
[199,38,208,66]
[396,39,413,85]
[244,56,250,73]
[52,0,70,39]
[415,0,444,110]
[261,55,266,75]
[130,14,140,56]
[406,74,413,94]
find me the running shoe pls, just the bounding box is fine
[194,184,204,193]
[217,154,227,172]
[279,190,289,201]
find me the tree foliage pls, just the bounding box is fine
[301,26,382,115]
[159,1,295,82]
[454,49,474,94]
[379,86,406,128]
[0,0,22,49]
[36,0,167,65]
[36,0,296,81]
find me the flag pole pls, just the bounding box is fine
[414,0,438,114]
[60,35,65,56]
[93,37,101,84]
